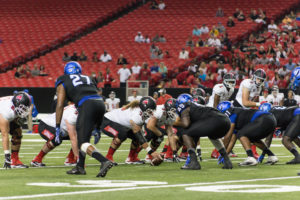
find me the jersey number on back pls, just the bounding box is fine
[70,75,91,87]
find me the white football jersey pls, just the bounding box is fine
[104,107,144,128]
[0,96,17,122]
[105,98,120,112]
[207,83,234,107]
[235,79,262,108]
[152,105,176,126]
[295,95,300,106]
[41,104,78,137]
[128,96,142,102]
[259,96,268,103]
[267,93,284,106]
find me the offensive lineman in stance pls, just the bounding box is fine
[55,61,112,177]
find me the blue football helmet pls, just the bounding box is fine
[290,67,300,91]
[217,101,232,113]
[177,93,192,104]
[64,61,82,75]
[259,102,272,112]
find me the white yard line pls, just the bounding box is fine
[0,176,299,200]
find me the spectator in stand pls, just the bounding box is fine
[282,15,292,24]
[14,66,26,78]
[268,20,279,33]
[158,62,168,78]
[249,9,259,21]
[186,36,195,47]
[237,11,245,21]
[188,61,198,73]
[258,54,269,65]
[192,26,201,36]
[104,68,114,88]
[283,90,297,107]
[127,90,142,102]
[97,71,104,83]
[39,65,48,76]
[156,88,172,105]
[118,64,131,87]
[276,46,287,59]
[150,43,159,53]
[25,65,32,78]
[135,32,144,43]
[157,49,164,59]
[70,52,79,61]
[209,26,219,37]
[158,0,166,10]
[153,91,159,101]
[233,8,240,18]
[198,62,207,74]
[200,24,209,34]
[152,34,159,42]
[144,35,150,43]
[216,7,224,17]
[116,54,128,65]
[229,65,239,79]
[79,51,87,61]
[150,0,158,9]
[31,64,40,76]
[99,51,112,62]
[284,58,296,71]
[157,80,166,88]
[139,62,151,86]
[216,22,226,33]
[90,72,98,84]
[207,35,221,48]
[287,45,297,57]
[278,75,288,89]
[267,45,276,55]
[198,69,206,82]
[97,88,106,101]
[158,35,166,43]
[196,38,204,47]
[268,60,278,71]
[62,52,71,62]
[247,64,255,77]
[227,17,235,27]
[150,62,159,74]
[131,61,141,75]
[92,52,98,62]
[258,46,266,55]
[278,65,290,77]
[189,47,197,59]
[176,70,191,85]
[179,48,189,59]
[217,62,227,75]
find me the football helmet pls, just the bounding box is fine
[191,88,206,97]
[290,67,300,91]
[12,92,32,118]
[217,101,232,113]
[177,93,192,104]
[192,95,206,105]
[139,96,156,120]
[253,69,266,87]
[223,73,236,90]
[259,102,272,112]
[64,61,82,75]
[164,98,177,121]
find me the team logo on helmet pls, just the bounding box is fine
[142,99,149,105]
[16,95,23,101]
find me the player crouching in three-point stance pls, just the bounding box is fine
[55,61,112,177]
[31,104,79,167]
[0,92,32,168]
[101,97,163,165]
[217,101,278,166]
[170,94,232,170]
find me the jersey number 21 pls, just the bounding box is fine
[70,75,91,87]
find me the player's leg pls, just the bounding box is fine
[253,139,278,164]
[282,115,300,164]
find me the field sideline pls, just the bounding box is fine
[1,134,300,200]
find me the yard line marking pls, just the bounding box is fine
[0,176,300,200]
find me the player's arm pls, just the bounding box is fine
[223,123,235,149]
[165,125,177,152]
[0,114,10,152]
[65,119,79,158]
[213,94,221,108]
[225,124,237,154]
[116,102,120,109]
[172,108,190,128]
[55,84,66,126]
[146,117,163,137]
[242,87,260,107]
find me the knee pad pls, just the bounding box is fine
[81,143,91,153]
[46,141,55,149]
[11,135,23,145]
[112,138,122,146]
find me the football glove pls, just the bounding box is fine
[55,127,62,145]
[3,154,11,169]
[218,155,224,164]
[257,154,265,163]
[92,128,101,144]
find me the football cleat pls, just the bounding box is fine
[125,157,145,165]
[179,151,188,160]
[64,157,77,167]
[239,157,258,166]
[66,166,86,175]
[286,156,300,164]
[229,150,238,157]
[3,154,11,169]
[31,161,46,167]
[11,159,29,168]
[211,149,220,159]
[97,161,114,178]
[265,156,278,165]
[144,154,153,163]
[251,145,260,160]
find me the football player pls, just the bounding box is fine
[290,66,300,95]
[171,94,232,170]
[217,101,278,166]
[0,92,32,168]
[55,61,112,177]
[101,97,162,165]
[267,85,284,106]
[207,73,236,158]
[233,68,267,159]
[31,104,79,167]
[260,103,300,164]
[105,91,120,112]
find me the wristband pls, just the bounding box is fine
[256,103,260,107]
[146,147,154,155]
[56,124,60,128]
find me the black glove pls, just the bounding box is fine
[172,151,180,163]
[4,154,11,169]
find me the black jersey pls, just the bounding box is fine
[283,98,297,107]
[55,74,99,107]
[270,106,298,128]
[188,103,221,123]
[230,108,261,130]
